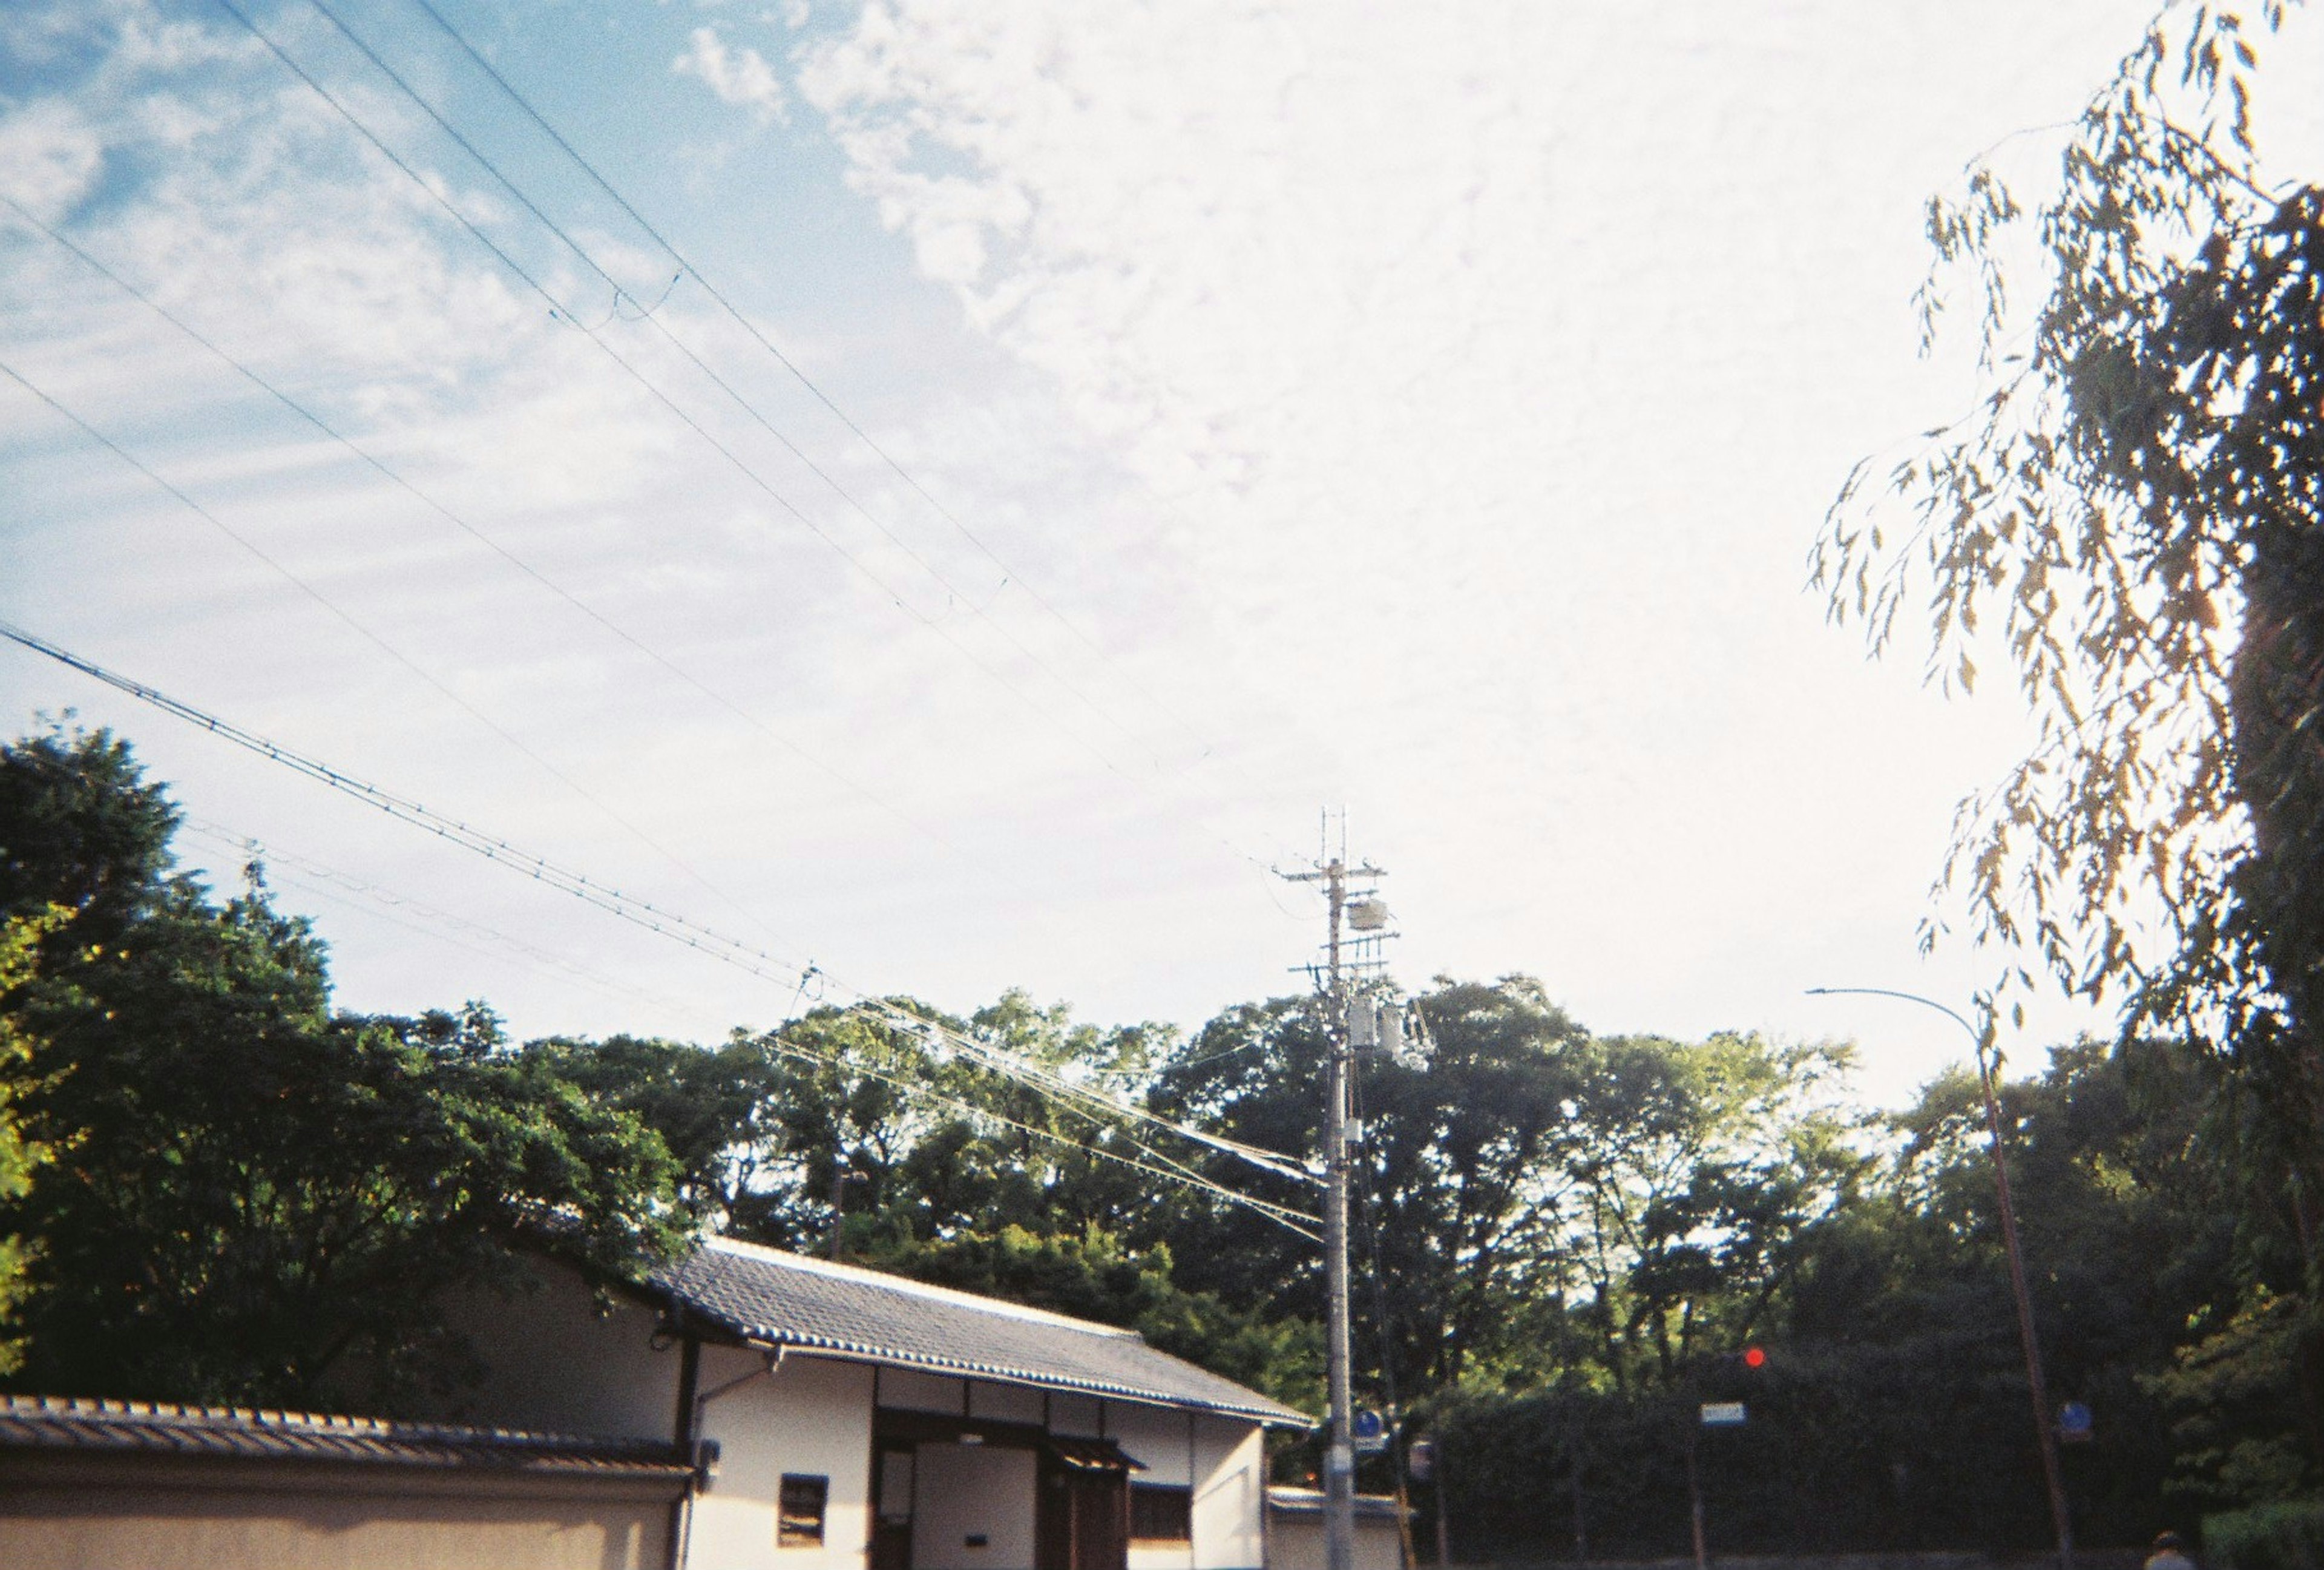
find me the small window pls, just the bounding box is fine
[1131,1483,1192,1543]
[780,1474,830,1548]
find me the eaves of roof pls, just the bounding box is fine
[0,1394,692,1482]
[642,1237,1313,1428]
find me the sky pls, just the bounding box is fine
[4,0,2320,1109]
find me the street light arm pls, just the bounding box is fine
[1804,985,1988,1057]
[1804,982,2070,1570]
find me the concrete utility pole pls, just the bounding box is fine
[1282,827,1389,1570]
[1808,987,2073,1570]
[1322,854,1356,1570]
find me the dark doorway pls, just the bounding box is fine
[1036,1440,1132,1570]
[873,1444,915,1570]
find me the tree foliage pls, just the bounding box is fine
[0,910,59,1376]
[1813,4,2306,1028]
[1812,0,2324,1479]
[0,726,685,1409]
[1,726,2302,1546]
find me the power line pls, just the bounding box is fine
[177,827,1312,1234]
[0,191,959,862]
[0,618,1319,1192]
[303,0,1170,779]
[179,817,733,1031]
[0,350,799,961]
[760,1033,1319,1238]
[401,0,1227,766]
[217,0,1152,790]
[250,0,1313,896]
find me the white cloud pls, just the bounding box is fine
[792,0,2277,1095]
[0,99,104,219]
[672,25,789,126]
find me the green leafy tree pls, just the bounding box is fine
[0,911,60,1375]
[0,728,685,1408]
[1562,1031,1860,1393]
[1148,979,1597,1396]
[1813,0,2324,1480]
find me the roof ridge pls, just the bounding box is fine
[700,1235,1146,1340]
[0,1393,671,1451]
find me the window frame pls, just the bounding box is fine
[779,1472,830,1549]
[1129,1482,1193,1545]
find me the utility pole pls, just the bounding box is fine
[1282,819,1390,1570]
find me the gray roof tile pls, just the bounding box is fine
[652,1238,1310,1427]
[0,1394,692,1478]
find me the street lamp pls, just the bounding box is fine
[1807,987,2073,1570]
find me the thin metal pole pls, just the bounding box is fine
[1324,855,1357,1570]
[1975,1037,2075,1570]
[1806,987,2073,1570]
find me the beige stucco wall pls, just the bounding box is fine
[1189,1421,1265,1570]
[1110,1407,1266,1570]
[913,1442,1037,1570]
[1264,1513,1402,1570]
[0,1465,674,1570]
[427,1261,681,1442]
[691,1348,876,1570]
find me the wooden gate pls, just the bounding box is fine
[1036,1439,1133,1570]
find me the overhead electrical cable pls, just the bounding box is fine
[0,352,797,959]
[301,0,1169,778]
[402,0,1226,764]
[180,818,732,1030]
[0,192,959,861]
[216,0,1150,789]
[0,619,1321,1192]
[238,0,1313,898]
[760,1035,1321,1238]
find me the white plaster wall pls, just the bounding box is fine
[425,1262,679,1440]
[967,1381,1045,1426]
[1048,1393,1103,1437]
[1110,1406,1265,1570]
[912,1442,1037,1570]
[691,1351,876,1570]
[1106,1404,1193,1486]
[1264,1515,1402,1570]
[1188,1420,1265,1570]
[881,1367,970,1414]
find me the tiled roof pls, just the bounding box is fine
[0,1394,692,1479]
[651,1237,1311,1427]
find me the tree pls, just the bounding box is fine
[0,911,59,1375]
[1147,977,1599,1397]
[0,728,686,1408]
[1811,0,2324,1477]
[1561,1031,1860,1393]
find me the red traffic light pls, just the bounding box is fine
[1742,1347,1767,1369]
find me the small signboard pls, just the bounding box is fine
[1699,1402,1748,1427]
[1407,1438,1435,1481]
[1353,1408,1389,1455]
[2058,1402,2094,1444]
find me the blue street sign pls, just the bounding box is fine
[1353,1408,1388,1454]
[1699,1402,1747,1427]
[2058,1402,2093,1443]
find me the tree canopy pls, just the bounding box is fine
[0,724,686,1409]
[1813,0,2324,1483]
[0,722,2306,1551]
